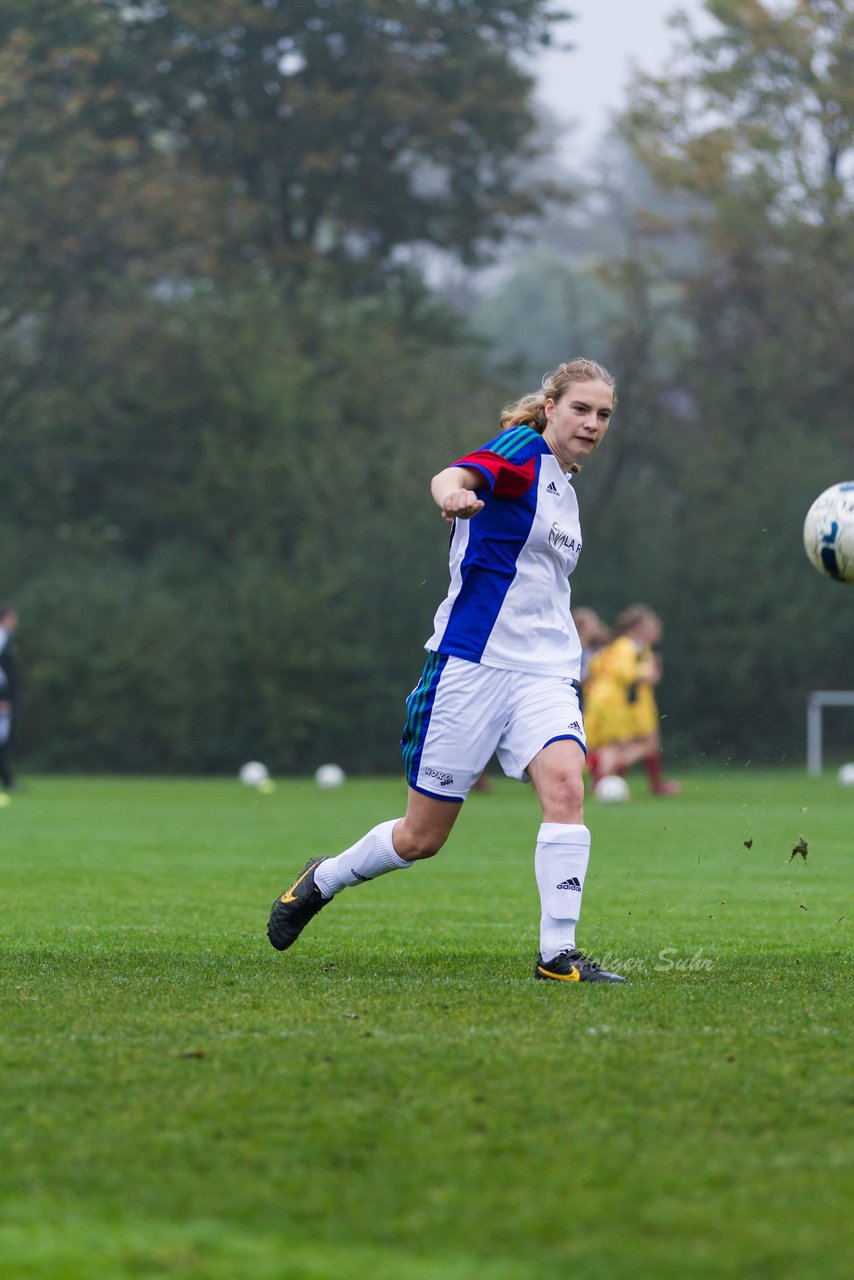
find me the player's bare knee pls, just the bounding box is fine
[393,823,447,861]
[399,841,443,862]
[542,770,585,821]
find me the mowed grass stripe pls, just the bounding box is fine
[0,772,851,1279]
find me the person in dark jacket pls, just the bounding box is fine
[0,603,20,792]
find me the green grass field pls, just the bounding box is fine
[1,770,851,1280]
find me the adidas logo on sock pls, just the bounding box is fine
[547,481,560,495]
[556,876,582,891]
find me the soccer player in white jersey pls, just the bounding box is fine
[269,359,625,983]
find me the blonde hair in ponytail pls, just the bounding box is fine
[499,358,617,434]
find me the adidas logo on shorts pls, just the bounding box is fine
[556,876,582,891]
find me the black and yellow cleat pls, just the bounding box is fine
[535,949,626,984]
[268,858,330,951]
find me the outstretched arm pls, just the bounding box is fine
[431,466,486,524]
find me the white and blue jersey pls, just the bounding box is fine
[425,426,583,679]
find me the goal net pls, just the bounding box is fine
[806,691,854,774]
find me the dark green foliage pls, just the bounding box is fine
[0,0,564,297]
[610,1,854,760]
[564,1,854,762]
[2,1,853,773]
[3,281,504,774]
[0,0,555,774]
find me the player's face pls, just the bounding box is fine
[638,616,662,645]
[544,380,614,468]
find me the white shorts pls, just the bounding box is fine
[401,653,586,801]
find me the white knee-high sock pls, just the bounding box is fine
[534,822,590,962]
[313,819,411,899]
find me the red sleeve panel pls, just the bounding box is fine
[453,450,537,499]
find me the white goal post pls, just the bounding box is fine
[806,691,854,775]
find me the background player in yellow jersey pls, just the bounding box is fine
[583,604,679,796]
[571,606,611,684]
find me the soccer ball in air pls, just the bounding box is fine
[239,761,269,788]
[315,763,346,790]
[838,763,854,787]
[803,482,854,583]
[594,774,630,804]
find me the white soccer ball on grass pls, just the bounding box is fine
[837,762,854,787]
[239,761,270,788]
[315,763,346,790]
[594,774,630,804]
[803,482,854,583]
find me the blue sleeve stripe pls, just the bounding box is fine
[461,461,498,491]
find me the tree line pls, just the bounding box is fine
[1,0,852,774]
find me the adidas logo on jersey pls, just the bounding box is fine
[556,876,582,891]
[547,481,560,495]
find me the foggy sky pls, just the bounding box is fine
[536,0,714,156]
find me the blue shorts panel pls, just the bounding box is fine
[401,651,449,793]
